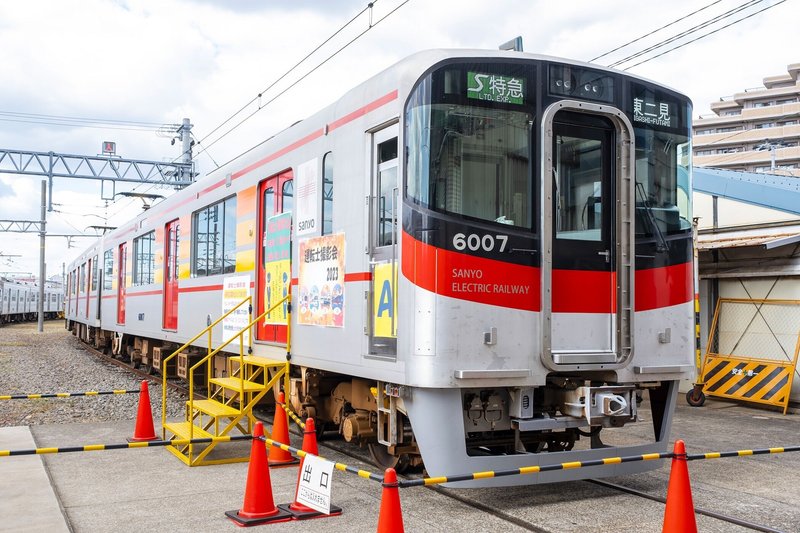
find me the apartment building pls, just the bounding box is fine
[693,63,800,174]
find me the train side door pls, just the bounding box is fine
[163,219,179,330]
[542,106,634,367]
[117,243,127,324]
[367,124,399,358]
[256,170,293,343]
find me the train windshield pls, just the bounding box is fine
[630,83,693,238]
[406,65,533,229]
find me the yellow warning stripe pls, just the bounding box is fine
[282,404,306,429]
[262,436,383,482]
[1,389,139,400]
[702,355,793,410]
[0,435,251,457]
[400,446,800,488]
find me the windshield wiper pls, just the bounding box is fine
[635,182,668,253]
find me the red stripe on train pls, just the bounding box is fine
[401,232,692,312]
[635,262,693,311]
[401,232,540,312]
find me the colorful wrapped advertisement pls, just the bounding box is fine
[264,212,292,326]
[373,261,397,338]
[298,233,345,327]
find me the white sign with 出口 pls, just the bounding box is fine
[296,453,335,514]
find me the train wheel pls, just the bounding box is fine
[368,443,411,474]
[686,389,706,407]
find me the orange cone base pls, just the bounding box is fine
[277,502,342,520]
[126,435,158,443]
[225,507,292,527]
[267,456,300,468]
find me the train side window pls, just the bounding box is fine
[281,180,294,214]
[103,250,113,290]
[322,152,333,235]
[91,255,99,291]
[133,231,156,285]
[377,137,398,247]
[79,264,85,293]
[192,195,237,276]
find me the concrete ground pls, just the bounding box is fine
[1,398,798,532]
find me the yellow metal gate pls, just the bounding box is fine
[699,298,800,414]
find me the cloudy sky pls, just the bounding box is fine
[0,0,796,279]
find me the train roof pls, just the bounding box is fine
[66,47,692,268]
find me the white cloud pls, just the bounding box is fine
[0,0,798,277]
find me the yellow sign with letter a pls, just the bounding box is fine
[373,262,397,338]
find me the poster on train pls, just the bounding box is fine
[298,233,345,327]
[222,275,251,344]
[264,212,292,326]
[295,157,318,237]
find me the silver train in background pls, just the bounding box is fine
[66,48,695,486]
[1,278,64,324]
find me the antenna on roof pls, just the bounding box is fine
[499,36,523,52]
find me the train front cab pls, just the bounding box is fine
[399,57,694,486]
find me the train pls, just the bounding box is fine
[65,48,695,486]
[0,278,64,324]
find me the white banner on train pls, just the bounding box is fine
[295,157,318,236]
[222,275,251,344]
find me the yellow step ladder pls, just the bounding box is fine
[161,295,291,466]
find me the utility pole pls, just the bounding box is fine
[38,180,46,333]
[181,118,193,163]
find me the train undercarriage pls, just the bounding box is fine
[66,321,668,475]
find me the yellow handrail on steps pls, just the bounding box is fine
[160,295,253,433]
[161,294,292,441]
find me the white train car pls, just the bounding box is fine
[1,278,63,324]
[66,48,695,486]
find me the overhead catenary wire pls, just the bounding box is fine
[607,0,767,68]
[618,0,789,71]
[194,1,379,150]
[191,0,412,168]
[102,0,409,213]
[588,0,723,62]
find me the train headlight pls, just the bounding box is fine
[548,64,614,103]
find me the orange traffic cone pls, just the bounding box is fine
[128,380,157,442]
[268,391,299,467]
[279,418,343,519]
[662,439,697,533]
[225,421,292,526]
[376,468,404,533]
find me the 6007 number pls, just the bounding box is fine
[452,233,508,253]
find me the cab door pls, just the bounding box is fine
[367,123,399,358]
[542,105,634,367]
[256,170,293,343]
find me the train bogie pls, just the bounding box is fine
[66,49,695,485]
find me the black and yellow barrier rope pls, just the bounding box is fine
[259,435,383,482]
[0,389,139,400]
[399,445,800,487]
[686,446,800,461]
[0,435,253,457]
[282,403,306,430]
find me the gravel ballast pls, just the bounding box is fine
[0,321,186,427]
